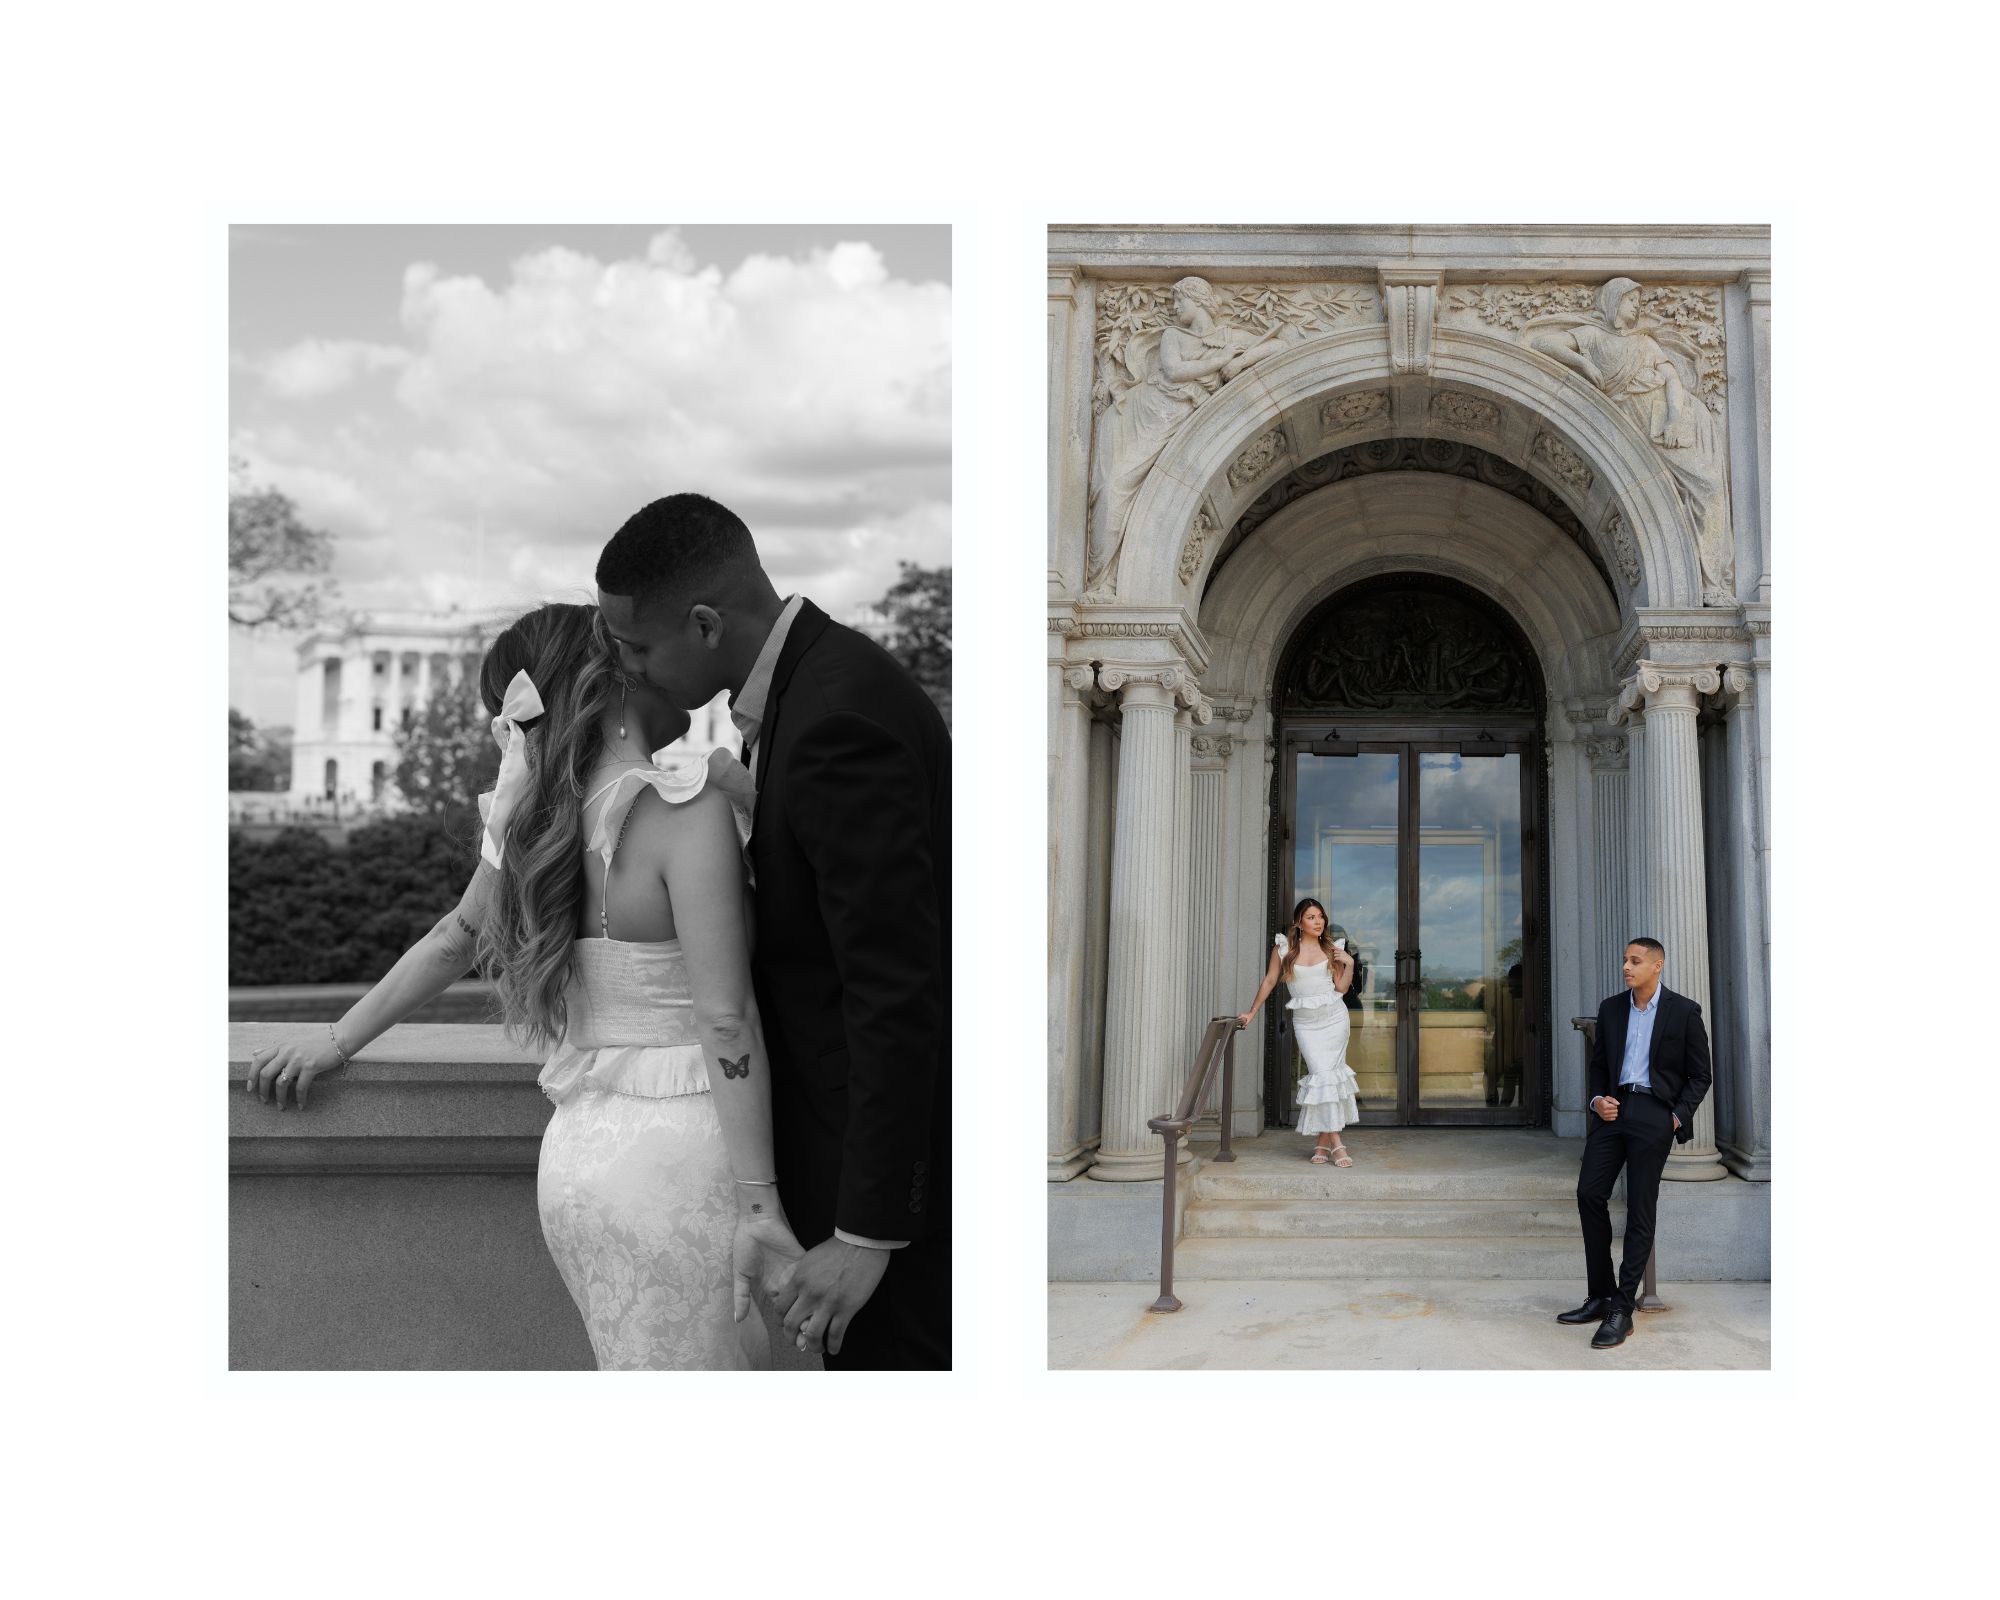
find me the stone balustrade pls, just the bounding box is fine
[228,1022,814,1371]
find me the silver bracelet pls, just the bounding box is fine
[327,1023,353,1068]
[734,1177,778,1187]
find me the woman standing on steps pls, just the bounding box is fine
[1237,898,1361,1166]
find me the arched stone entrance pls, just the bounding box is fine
[1049,231,1771,1214]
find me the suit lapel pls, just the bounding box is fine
[749,598,831,842]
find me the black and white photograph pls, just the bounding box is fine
[226,224,952,1370]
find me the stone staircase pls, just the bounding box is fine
[1173,1127,1618,1280]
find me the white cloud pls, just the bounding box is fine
[254,338,409,399]
[230,230,950,716]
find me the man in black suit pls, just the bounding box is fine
[1559,937,1712,1349]
[596,494,950,1371]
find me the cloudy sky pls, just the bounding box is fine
[229,224,951,725]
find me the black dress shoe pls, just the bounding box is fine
[1557,1296,1612,1325]
[1591,1309,1634,1348]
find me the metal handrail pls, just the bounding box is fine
[1571,1015,1666,1312]
[1145,1016,1243,1314]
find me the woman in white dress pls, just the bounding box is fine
[1237,898,1361,1166]
[245,602,803,1369]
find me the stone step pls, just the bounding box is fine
[1184,1197,1621,1240]
[1169,1234,1596,1280]
[1191,1162,1584,1204]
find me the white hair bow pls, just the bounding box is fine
[479,669,544,868]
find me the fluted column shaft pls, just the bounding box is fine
[1167,703,1196,1166]
[1093,673,1186,1180]
[1718,667,1771,1180]
[1589,737,1632,1004]
[1619,664,1726,1181]
[1187,748,1228,1133]
[1048,658,1097,1179]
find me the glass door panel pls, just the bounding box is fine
[1291,752,1398,1116]
[1415,751,1525,1115]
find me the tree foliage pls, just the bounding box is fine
[876,561,951,726]
[229,707,293,791]
[229,455,337,630]
[393,664,500,834]
[230,818,480,985]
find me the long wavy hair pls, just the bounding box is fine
[475,602,618,1050]
[1281,896,1367,996]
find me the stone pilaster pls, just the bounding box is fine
[1048,266,1095,597]
[1187,732,1231,1134]
[1048,651,1098,1180]
[1742,269,1772,604]
[1092,664,1192,1181]
[1615,663,1727,1181]
[1081,716,1116,1157]
[1586,733,1632,1008]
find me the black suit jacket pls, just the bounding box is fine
[747,600,950,1249]
[1587,986,1712,1145]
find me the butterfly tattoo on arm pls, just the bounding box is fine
[720,1054,751,1080]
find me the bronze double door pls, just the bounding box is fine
[1274,727,1543,1127]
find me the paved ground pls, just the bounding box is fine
[1049,1278,1770,1370]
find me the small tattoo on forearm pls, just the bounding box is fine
[454,912,478,941]
[751,1203,763,1212]
[720,1054,750,1080]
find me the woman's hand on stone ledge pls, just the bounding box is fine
[246,1035,347,1111]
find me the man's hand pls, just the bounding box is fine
[1593,1094,1620,1122]
[769,1237,891,1359]
[1672,1113,1681,1131]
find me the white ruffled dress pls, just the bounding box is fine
[1284,936,1360,1136]
[523,748,765,1370]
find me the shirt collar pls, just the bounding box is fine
[728,594,805,752]
[1631,985,1661,1014]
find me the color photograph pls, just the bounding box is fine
[1046,224,1771,1368]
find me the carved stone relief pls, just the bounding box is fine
[1447,278,1735,605]
[1211,436,1613,598]
[1429,390,1501,432]
[1603,509,1641,590]
[1322,390,1390,433]
[1084,277,1379,592]
[1177,506,1217,586]
[1531,431,1594,495]
[1227,427,1287,490]
[1282,584,1536,714]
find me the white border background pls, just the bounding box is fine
[11,2,1983,1591]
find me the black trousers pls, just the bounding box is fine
[822,1230,951,1372]
[1576,1084,1676,1314]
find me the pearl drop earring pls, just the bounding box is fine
[620,682,629,741]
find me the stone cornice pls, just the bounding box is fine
[1049,224,1770,280]
[1064,604,1210,674]
[1613,607,1753,678]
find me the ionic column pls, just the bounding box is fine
[1164,688,1207,1163]
[1615,663,1727,1181]
[1713,666,1771,1180]
[417,651,434,710]
[1049,652,1098,1180]
[1092,664,1190,1181]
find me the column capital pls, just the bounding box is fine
[1097,662,1187,710]
[1612,660,1723,725]
[1700,663,1755,716]
[1583,733,1630,770]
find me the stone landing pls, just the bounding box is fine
[1049,1128,1770,1283]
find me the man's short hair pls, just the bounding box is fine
[1626,937,1666,958]
[596,493,760,611]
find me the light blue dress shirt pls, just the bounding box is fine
[1619,986,1661,1090]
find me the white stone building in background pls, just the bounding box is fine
[1048,225,1771,1283]
[285,606,738,813]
